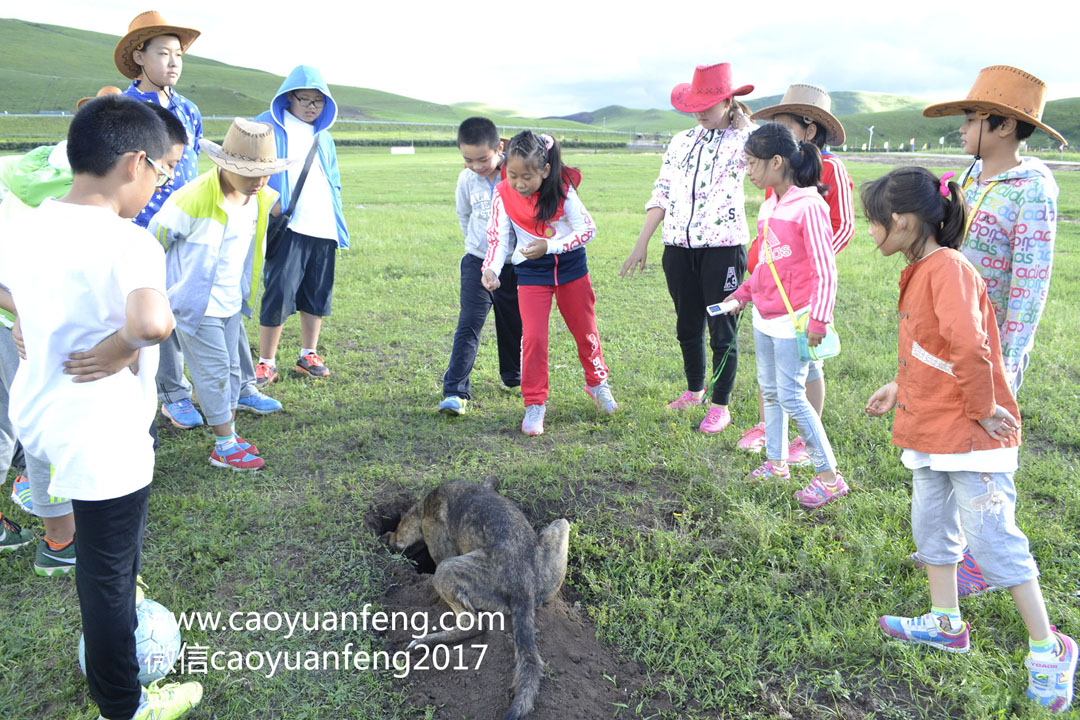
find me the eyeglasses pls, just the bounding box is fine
[145,156,174,188]
[290,93,325,109]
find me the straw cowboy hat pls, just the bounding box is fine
[75,86,123,113]
[199,118,301,177]
[751,84,846,146]
[923,65,1065,146]
[114,11,200,79]
[671,63,754,114]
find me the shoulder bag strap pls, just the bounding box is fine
[281,137,321,220]
[761,217,800,326]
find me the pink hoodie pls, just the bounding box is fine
[732,185,837,335]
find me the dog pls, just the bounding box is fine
[385,477,570,720]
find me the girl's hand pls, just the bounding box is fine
[521,239,548,260]
[720,295,745,314]
[481,268,501,291]
[978,405,1020,441]
[12,316,26,360]
[865,382,898,417]
[806,330,825,347]
[619,246,648,279]
[63,332,140,383]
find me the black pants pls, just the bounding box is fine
[442,255,522,398]
[73,485,151,720]
[662,244,746,405]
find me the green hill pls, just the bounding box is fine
[744,90,926,116]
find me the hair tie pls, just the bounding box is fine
[939,171,956,197]
[540,133,554,152]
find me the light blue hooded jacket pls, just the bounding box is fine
[256,66,349,249]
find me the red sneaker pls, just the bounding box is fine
[209,446,264,471]
[254,362,278,388]
[296,352,330,378]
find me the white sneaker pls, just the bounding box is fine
[585,381,618,415]
[522,404,546,436]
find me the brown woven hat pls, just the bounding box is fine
[199,118,301,178]
[751,84,846,146]
[114,11,200,80]
[75,86,123,113]
[923,65,1065,146]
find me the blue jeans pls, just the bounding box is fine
[753,328,836,472]
[442,255,521,399]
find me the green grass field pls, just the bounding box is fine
[1,148,1078,719]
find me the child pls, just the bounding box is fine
[863,166,1075,713]
[481,131,614,436]
[0,94,202,720]
[149,118,294,471]
[739,84,855,461]
[722,123,846,509]
[438,117,522,415]
[620,63,754,434]
[917,66,1064,597]
[255,65,349,383]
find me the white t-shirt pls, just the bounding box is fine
[206,197,258,318]
[282,110,337,241]
[0,199,166,501]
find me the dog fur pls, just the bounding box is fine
[385,477,569,720]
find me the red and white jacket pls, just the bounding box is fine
[732,185,837,335]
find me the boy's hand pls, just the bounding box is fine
[978,405,1020,441]
[619,247,648,279]
[865,381,898,417]
[12,317,26,360]
[481,268,501,291]
[521,239,548,260]
[63,332,140,383]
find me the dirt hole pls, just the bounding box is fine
[364,499,437,574]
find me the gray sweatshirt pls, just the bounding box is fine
[456,166,515,261]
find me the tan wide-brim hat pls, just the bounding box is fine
[923,65,1066,146]
[200,118,301,178]
[76,86,123,113]
[114,11,200,79]
[751,84,846,146]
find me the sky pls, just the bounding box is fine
[7,1,1080,116]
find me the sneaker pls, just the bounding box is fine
[956,548,997,598]
[11,474,33,513]
[34,539,76,577]
[438,396,467,416]
[234,436,260,456]
[787,437,812,465]
[908,551,926,570]
[209,446,264,471]
[666,391,704,411]
[878,612,970,654]
[585,381,618,415]
[237,390,282,415]
[737,422,767,452]
[794,473,849,509]
[698,406,731,434]
[522,404,546,436]
[160,399,204,429]
[254,361,278,388]
[1026,628,1078,713]
[0,514,33,552]
[745,460,791,481]
[296,352,330,378]
[118,679,204,720]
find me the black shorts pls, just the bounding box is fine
[259,229,337,326]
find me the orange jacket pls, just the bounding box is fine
[892,248,1020,454]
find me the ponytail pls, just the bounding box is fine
[745,123,829,194]
[860,167,970,259]
[507,130,566,224]
[939,180,966,250]
[791,141,825,195]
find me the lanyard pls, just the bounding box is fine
[961,174,1001,240]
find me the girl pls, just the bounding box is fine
[722,123,846,509]
[482,131,614,436]
[620,63,754,434]
[738,84,855,463]
[863,167,1075,713]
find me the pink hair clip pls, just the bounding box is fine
[540,133,554,152]
[939,171,956,197]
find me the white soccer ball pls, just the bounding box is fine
[78,597,182,685]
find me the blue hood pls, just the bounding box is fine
[268,65,338,134]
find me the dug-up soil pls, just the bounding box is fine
[366,501,674,720]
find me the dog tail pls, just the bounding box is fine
[502,593,542,720]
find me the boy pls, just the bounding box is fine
[919,65,1064,599]
[0,94,202,720]
[254,65,349,385]
[150,118,295,471]
[438,117,522,415]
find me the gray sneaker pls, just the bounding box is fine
[521,404,546,436]
[585,381,618,415]
[0,513,33,552]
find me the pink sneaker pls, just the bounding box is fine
[794,472,848,509]
[698,406,731,434]
[666,391,704,411]
[745,460,791,481]
[737,423,766,452]
[787,436,811,465]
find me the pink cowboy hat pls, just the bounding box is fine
[671,63,754,114]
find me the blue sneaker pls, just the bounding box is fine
[1027,628,1078,713]
[11,474,33,514]
[438,396,467,416]
[161,399,203,429]
[878,612,970,654]
[237,390,283,415]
